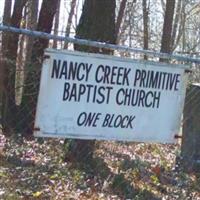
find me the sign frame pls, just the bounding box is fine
[34,49,189,143]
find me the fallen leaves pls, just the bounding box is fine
[32,191,43,197]
[0,134,200,199]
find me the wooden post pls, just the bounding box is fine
[181,83,200,172]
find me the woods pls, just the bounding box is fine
[0,0,200,199]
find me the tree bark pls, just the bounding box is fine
[16,7,26,105]
[0,0,12,113]
[181,84,200,172]
[142,0,149,60]
[20,0,58,135]
[160,0,175,62]
[24,0,39,69]
[65,0,116,163]
[1,0,27,135]
[53,0,61,48]
[171,0,182,50]
[75,0,116,54]
[115,0,127,43]
[64,0,77,49]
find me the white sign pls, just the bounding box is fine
[34,49,189,143]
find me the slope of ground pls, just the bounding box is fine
[0,133,200,200]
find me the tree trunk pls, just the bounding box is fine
[181,3,186,53]
[116,1,136,49]
[172,2,186,52]
[16,6,26,105]
[65,0,116,163]
[1,0,12,39]
[181,84,200,172]
[115,0,127,43]
[53,0,61,48]
[20,0,58,135]
[171,0,182,50]
[142,0,149,60]
[24,0,39,70]
[160,0,175,62]
[0,0,12,117]
[1,0,27,135]
[64,0,77,49]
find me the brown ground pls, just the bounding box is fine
[0,133,200,200]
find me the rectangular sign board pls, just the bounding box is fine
[34,49,189,143]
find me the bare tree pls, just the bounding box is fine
[1,0,12,51]
[25,0,39,64]
[64,0,77,49]
[20,0,59,135]
[160,0,175,58]
[0,0,12,111]
[53,0,61,48]
[65,0,116,162]
[1,0,27,134]
[115,0,127,43]
[142,0,149,60]
[116,1,138,53]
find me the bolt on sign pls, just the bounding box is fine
[34,49,189,143]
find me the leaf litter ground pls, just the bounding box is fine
[0,133,200,200]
